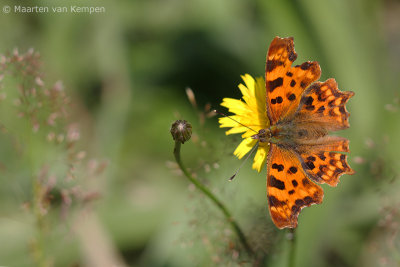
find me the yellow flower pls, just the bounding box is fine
[219,74,270,172]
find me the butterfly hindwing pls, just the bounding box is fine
[266,37,321,125]
[267,144,324,229]
[296,136,355,186]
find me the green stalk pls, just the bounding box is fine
[288,228,297,267]
[173,141,253,256]
[27,123,47,267]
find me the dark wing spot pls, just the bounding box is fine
[292,180,298,187]
[305,96,314,106]
[288,190,295,195]
[295,199,305,206]
[268,77,283,92]
[266,60,284,72]
[271,98,277,104]
[317,106,325,113]
[288,51,297,61]
[340,154,347,167]
[271,163,284,172]
[270,175,285,190]
[290,80,296,87]
[333,90,341,97]
[329,159,336,166]
[339,106,345,113]
[287,93,296,101]
[328,100,336,107]
[300,81,307,88]
[334,168,344,175]
[291,205,300,214]
[276,96,283,104]
[288,166,298,174]
[318,153,326,161]
[286,72,293,77]
[304,196,313,205]
[341,97,349,105]
[300,62,312,70]
[307,156,316,162]
[306,161,316,170]
[268,195,285,207]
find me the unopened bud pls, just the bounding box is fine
[170,120,192,144]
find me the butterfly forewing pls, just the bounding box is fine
[266,37,321,125]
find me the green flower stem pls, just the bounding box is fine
[173,141,253,256]
[288,228,297,267]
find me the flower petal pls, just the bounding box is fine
[225,126,249,135]
[221,98,249,115]
[252,143,270,172]
[233,137,257,159]
[241,74,256,96]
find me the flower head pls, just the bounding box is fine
[170,120,192,144]
[219,74,270,172]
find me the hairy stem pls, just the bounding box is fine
[173,141,253,256]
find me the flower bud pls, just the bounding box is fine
[170,120,192,144]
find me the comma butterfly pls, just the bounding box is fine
[256,37,355,228]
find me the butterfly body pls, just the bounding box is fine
[252,115,327,148]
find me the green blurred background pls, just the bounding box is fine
[0,0,399,266]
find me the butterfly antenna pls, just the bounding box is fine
[213,109,258,133]
[229,141,259,181]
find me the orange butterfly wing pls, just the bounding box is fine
[267,144,323,228]
[295,78,355,131]
[266,37,321,125]
[297,136,355,186]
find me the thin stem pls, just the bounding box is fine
[27,123,47,267]
[173,141,253,256]
[32,179,47,267]
[287,228,297,267]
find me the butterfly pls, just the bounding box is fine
[219,36,355,228]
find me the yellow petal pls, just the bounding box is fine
[219,116,238,128]
[241,74,256,96]
[238,84,250,100]
[225,126,248,135]
[233,137,257,159]
[255,77,268,124]
[242,130,260,138]
[221,98,248,115]
[252,143,269,172]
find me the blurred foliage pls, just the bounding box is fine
[0,0,399,266]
